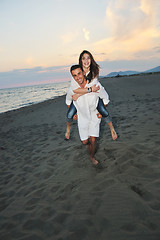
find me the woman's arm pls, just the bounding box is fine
[72,93,82,101]
[73,84,100,94]
[73,88,88,94]
[72,84,100,101]
[72,77,99,94]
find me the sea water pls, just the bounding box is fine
[0,82,70,114]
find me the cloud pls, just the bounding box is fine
[26,57,34,65]
[37,66,70,74]
[61,31,79,44]
[153,46,160,53]
[106,0,160,39]
[83,28,90,41]
[93,0,160,61]
[0,65,71,89]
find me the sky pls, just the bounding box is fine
[0,0,160,88]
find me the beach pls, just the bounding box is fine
[0,73,160,240]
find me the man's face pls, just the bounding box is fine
[71,68,85,85]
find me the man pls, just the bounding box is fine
[66,65,110,165]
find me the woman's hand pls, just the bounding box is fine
[92,84,100,92]
[72,85,100,101]
[72,94,80,101]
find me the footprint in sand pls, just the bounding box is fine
[130,184,153,202]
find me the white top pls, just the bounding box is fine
[66,77,110,106]
[66,77,110,131]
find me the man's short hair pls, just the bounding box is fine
[70,64,83,74]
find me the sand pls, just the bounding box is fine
[0,73,160,240]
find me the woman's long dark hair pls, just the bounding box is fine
[79,50,100,83]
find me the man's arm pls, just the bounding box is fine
[65,86,74,106]
[96,82,110,105]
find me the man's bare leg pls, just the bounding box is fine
[82,138,98,165]
[65,121,72,139]
[107,121,118,140]
[89,137,98,165]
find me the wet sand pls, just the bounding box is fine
[0,73,160,240]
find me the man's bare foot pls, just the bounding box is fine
[65,131,70,140]
[111,129,118,140]
[90,156,99,165]
[97,113,102,119]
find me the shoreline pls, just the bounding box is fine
[0,81,70,115]
[1,72,160,115]
[0,94,65,116]
[0,73,160,240]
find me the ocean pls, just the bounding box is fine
[0,81,70,114]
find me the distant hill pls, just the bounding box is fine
[106,70,139,77]
[104,66,160,78]
[143,66,160,73]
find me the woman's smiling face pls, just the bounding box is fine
[81,53,91,69]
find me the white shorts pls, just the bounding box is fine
[78,121,100,141]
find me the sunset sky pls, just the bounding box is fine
[0,0,160,88]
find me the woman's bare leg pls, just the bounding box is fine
[107,121,118,140]
[65,121,72,139]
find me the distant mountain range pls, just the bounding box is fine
[103,66,160,78]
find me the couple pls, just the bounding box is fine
[65,50,117,165]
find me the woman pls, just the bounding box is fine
[65,50,117,141]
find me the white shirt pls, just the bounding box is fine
[66,77,110,106]
[66,77,110,131]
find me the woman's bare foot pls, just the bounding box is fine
[90,156,99,165]
[65,131,70,140]
[111,129,118,140]
[65,122,71,140]
[107,122,118,141]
